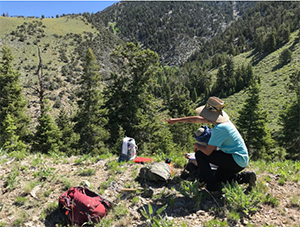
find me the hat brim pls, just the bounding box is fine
[195,105,229,123]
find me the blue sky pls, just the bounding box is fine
[0,1,118,18]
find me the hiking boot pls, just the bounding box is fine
[247,171,257,190]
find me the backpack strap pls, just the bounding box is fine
[62,195,93,223]
[84,187,115,208]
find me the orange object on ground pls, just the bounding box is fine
[168,163,173,174]
[134,157,153,163]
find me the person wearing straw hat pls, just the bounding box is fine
[166,96,256,193]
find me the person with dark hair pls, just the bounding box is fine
[166,96,256,193]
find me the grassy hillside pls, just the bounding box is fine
[0,15,122,119]
[0,16,97,67]
[213,30,300,134]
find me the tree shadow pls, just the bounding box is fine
[272,62,287,71]
[250,51,269,66]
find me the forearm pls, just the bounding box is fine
[166,116,210,124]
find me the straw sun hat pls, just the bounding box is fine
[195,96,229,123]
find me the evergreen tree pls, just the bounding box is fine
[105,42,175,155]
[244,63,254,87]
[214,57,235,97]
[32,100,62,154]
[214,66,225,96]
[224,57,235,94]
[56,109,80,156]
[279,70,300,159]
[279,48,292,65]
[168,84,198,151]
[74,48,109,155]
[0,46,31,146]
[235,65,244,92]
[263,31,277,53]
[254,33,263,53]
[277,23,290,44]
[236,80,275,161]
[2,114,27,155]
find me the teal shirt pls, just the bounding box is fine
[208,121,249,168]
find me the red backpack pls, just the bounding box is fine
[58,187,111,226]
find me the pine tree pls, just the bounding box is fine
[236,80,275,161]
[104,43,175,155]
[56,109,80,156]
[263,31,277,53]
[168,84,198,151]
[224,57,235,95]
[235,65,244,92]
[74,48,109,155]
[279,70,300,159]
[2,114,27,155]
[32,100,62,154]
[0,46,31,147]
[214,66,225,96]
[244,63,254,87]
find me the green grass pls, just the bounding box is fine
[224,30,300,134]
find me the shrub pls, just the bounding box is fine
[279,48,292,64]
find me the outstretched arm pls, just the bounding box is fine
[165,116,211,125]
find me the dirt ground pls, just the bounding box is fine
[0,154,300,227]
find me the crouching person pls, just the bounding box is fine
[166,96,256,194]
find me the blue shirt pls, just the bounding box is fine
[208,121,249,168]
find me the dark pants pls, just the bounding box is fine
[195,149,245,191]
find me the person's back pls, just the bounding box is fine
[209,120,249,168]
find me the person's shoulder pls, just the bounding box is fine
[214,121,233,131]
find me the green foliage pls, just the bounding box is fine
[236,80,276,161]
[105,160,126,175]
[33,166,57,182]
[78,168,96,176]
[2,114,27,154]
[113,203,129,218]
[262,193,279,207]
[74,47,109,155]
[97,217,114,227]
[141,204,172,227]
[204,219,227,227]
[32,100,62,154]
[0,46,31,146]
[263,31,277,53]
[279,70,300,159]
[279,48,292,64]
[3,167,19,190]
[168,84,198,151]
[176,180,203,208]
[104,42,176,155]
[97,2,238,65]
[222,181,262,215]
[14,197,28,206]
[56,109,80,156]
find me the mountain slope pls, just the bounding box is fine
[97,1,255,66]
[0,15,124,118]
